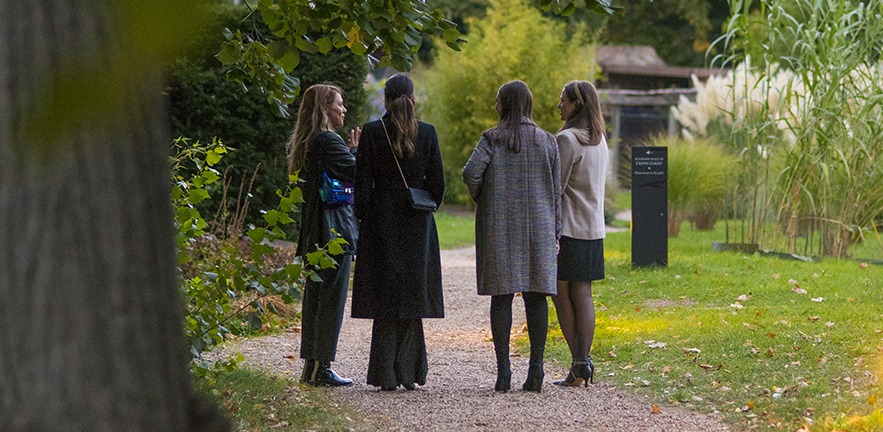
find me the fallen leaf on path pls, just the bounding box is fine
[736,294,750,301]
[808,316,820,322]
[651,404,661,414]
[811,297,824,302]
[683,347,701,354]
[730,302,744,309]
[793,287,807,295]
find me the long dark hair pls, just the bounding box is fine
[487,80,536,153]
[287,84,342,173]
[559,80,605,146]
[384,73,417,158]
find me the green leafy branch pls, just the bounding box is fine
[171,137,346,361]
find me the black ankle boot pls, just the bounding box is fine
[522,363,544,392]
[300,359,315,383]
[310,362,353,387]
[495,367,512,392]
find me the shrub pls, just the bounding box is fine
[418,0,593,203]
[650,135,735,237]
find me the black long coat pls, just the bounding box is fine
[295,131,357,257]
[351,116,445,319]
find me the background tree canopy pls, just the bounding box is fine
[419,0,594,203]
[430,0,730,67]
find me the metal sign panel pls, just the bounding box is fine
[631,146,668,267]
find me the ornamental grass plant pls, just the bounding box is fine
[649,135,735,236]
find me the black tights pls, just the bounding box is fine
[490,293,548,371]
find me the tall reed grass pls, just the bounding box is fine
[675,0,883,258]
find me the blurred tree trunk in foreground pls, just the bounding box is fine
[0,1,228,430]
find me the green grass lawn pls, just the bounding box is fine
[195,368,374,432]
[538,222,883,432]
[435,207,475,250]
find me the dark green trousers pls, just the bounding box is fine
[300,256,352,362]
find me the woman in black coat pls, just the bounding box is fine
[289,83,360,387]
[352,73,445,391]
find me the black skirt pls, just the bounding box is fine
[557,236,605,282]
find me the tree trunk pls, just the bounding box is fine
[0,2,227,430]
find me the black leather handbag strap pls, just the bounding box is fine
[380,119,411,190]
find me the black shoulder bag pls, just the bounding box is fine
[380,119,438,212]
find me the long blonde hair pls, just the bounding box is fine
[559,80,605,146]
[287,84,343,173]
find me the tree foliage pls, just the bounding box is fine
[217,0,465,116]
[600,0,730,67]
[420,0,594,203]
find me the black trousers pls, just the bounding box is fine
[366,318,428,388]
[300,256,352,363]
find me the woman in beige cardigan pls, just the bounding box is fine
[552,80,608,387]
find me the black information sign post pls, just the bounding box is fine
[631,146,668,267]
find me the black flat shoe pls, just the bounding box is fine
[311,364,353,387]
[380,385,396,391]
[402,383,417,391]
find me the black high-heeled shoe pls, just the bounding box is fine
[495,368,511,392]
[522,363,544,392]
[553,357,595,387]
[585,356,595,385]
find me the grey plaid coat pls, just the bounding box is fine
[462,123,561,296]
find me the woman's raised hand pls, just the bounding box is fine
[347,127,361,150]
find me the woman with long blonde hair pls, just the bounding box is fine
[289,83,360,387]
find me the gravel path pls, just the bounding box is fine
[213,246,730,431]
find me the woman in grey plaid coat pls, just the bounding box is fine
[462,80,561,393]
